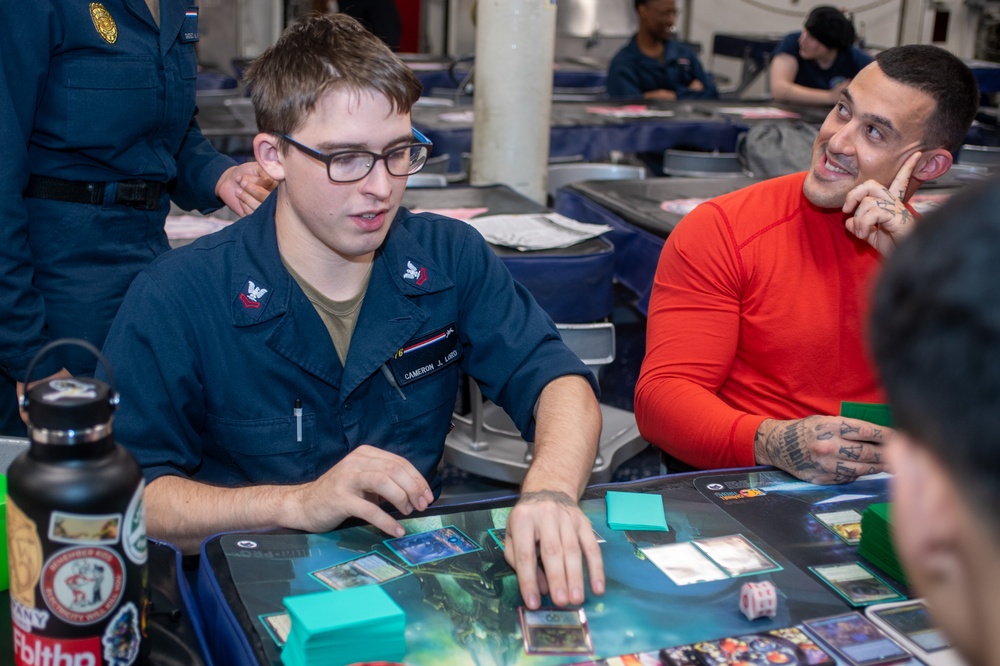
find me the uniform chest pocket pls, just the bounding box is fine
[64,56,158,146]
[380,366,460,468]
[206,413,317,484]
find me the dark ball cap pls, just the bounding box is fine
[804,6,855,51]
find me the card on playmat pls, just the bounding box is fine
[383,525,481,566]
[813,509,864,545]
[258,611,291,648]
[803,612,911,666]
[309,551,411,590]
[692,534,782,577]
[809,563,905,606]
[519,607,594,655]
[642,541,729,586]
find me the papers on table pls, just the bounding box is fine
[409,206,490,221]
[281,586,406,666]
[438,110,475,123]
[585,104,676,118]
[465,212,612,251]
[715,106,801,119]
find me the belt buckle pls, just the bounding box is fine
[116,180,160,210]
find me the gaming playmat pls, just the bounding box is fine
[199,468,901,665]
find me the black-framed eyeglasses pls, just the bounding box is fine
[278,128,433,183]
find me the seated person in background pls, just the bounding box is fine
[769,5,873,106]
[607,0,718,101]
[870,179,1000,666]
[98,13,605,611]
[634,45,978,484]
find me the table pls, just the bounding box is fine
[196,467,904,665]
[408,57,608,96]
[1,539,210,664]
[412,101,742,173]
[555,176,758,313]
[402,184,615,323]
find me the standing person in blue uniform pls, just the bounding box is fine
[0,0,275,437]
[870,179,1000,666]
[769,6,873,106]
[607,0,718,100]
[98,13,607,611]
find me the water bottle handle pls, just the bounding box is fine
[19,337,120,411]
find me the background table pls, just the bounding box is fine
[402,184,615,323]
[197,467,902,666]
[555,176,758,313]
[412,101,742,173]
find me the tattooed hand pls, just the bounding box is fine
[843,151,922,257]
[504,489,605,610]
[753,415,892,484]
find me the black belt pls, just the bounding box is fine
[25,175,163,211]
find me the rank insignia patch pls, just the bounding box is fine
[90,3,118,44]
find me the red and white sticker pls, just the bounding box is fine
[42,546,125,625]
[13,625,100,666]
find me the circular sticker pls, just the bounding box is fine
[42,547,126,625]
[122,482,147,565]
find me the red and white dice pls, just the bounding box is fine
[739,581,778,620]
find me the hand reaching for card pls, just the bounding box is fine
[503,490,606,609]
[282,444,434,536]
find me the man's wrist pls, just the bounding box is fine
[753,418,780,466]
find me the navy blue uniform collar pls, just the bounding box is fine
[226,194,455,396]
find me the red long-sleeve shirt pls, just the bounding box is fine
[635,173,885,469]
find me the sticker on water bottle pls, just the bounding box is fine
[102,601,142,666]
[42,546,126,625]
[122,482,147,565]
[48,511,122,545]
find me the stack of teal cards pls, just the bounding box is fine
[858,502,908,587]
[281,586,406,666]
[606,490,669,531]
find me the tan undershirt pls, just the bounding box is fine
[145,0,160,26]
[283,260,373,366]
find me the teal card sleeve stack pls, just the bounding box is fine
[281,585,406,665]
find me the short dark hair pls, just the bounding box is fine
[874,45,978,153]
[244,13,422,145]
[804,6,855,52]
[871,177,1000,533]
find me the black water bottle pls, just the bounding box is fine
[6,339,148,666]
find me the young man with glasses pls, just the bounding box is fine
[98,13,606,610]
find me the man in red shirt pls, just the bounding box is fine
[635,44,979,483]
